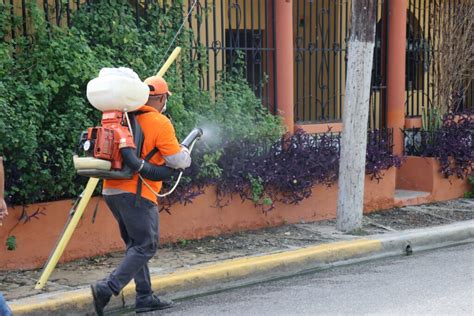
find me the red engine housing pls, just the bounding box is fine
[86,111,136,170]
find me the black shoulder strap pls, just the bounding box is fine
[144,148,159,161]
[135,147,160,207]
[127,112,144,159]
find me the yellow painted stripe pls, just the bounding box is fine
[149,239,381,291]
[10,291,91,314]
[11,239,381,314]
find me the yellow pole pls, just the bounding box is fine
[156,47,181,77]
[34,48,182,290]
[35,178,99,290]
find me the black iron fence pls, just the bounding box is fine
[405,0,428,117]
[6,0,87,35]
[185,0,277,113]
[294,0,389,130]
[403,128,429,156]
[5,0,277,113]
[6,1,472,127]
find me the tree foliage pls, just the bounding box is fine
[0,1,282,205]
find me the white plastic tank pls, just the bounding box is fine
[86,67,149,112]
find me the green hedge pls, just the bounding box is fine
[0,1,283,205]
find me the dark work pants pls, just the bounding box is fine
[103,193,159,299]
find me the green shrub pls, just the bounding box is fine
[0,1,283,205]
[465,176,474,198]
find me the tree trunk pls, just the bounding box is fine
[336,0,377,232]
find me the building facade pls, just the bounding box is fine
[8,0,473,153]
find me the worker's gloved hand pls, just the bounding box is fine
[179,145,192,169]
[180,145,190,154]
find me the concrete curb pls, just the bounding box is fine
[9,220,474,315]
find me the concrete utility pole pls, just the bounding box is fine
[336,0,377,232]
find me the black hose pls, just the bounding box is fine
[120,147,176,181]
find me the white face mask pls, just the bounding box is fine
[161,99,168,113]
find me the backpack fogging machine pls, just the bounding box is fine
[35,47,202,290]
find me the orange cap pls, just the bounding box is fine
[144,75,172,96]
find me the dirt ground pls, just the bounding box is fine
[1,198,473,301]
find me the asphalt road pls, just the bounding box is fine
[147,243,474,316]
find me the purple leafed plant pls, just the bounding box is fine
[404,112,473,179]
[366,129,404,182]
[161,128,401,211]
[215,130,341,209]
[256,130,341,206]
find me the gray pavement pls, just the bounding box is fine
[3,199,474,315]
[155,243,474,316]
[2,199,473,302]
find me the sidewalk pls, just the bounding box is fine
[3,199,474,315]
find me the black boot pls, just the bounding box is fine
[135,295,174,313]
[91,282,113,316]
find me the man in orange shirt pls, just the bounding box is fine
[91,76,191,315]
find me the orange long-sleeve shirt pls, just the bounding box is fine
[103,106,181,203]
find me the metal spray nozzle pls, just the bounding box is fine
[181,128,203,148]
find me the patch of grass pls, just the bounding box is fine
[464,176,474,198]
[6,235,16,251]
